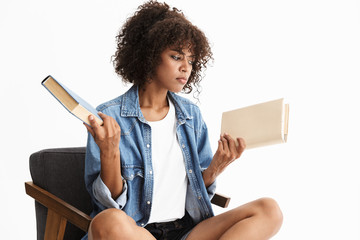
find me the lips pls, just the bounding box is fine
[176,77,188,84]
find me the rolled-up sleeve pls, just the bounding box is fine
[92,175,128,209]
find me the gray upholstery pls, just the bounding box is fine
[29,147,93,240]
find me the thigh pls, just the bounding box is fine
[88,208,155,240]
[186,198,270,240]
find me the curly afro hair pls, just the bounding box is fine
[113,0,213,94]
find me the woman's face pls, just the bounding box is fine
[151,47,194,93]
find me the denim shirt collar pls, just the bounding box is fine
[120,85,192,123]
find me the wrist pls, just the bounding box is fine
[100,148,120,160]
[202,167,218,187]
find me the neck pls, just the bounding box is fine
[138,83,169,109]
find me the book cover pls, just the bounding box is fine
[221,98,289,149]
[42,75,103,126]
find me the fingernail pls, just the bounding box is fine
[89,115,94,121]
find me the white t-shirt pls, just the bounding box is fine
[147,99,188,223]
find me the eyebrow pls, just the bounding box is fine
[170,49,195,58]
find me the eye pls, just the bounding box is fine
[188,60,194,65]
[171,55,181,61]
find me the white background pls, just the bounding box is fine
[1,0,360,239]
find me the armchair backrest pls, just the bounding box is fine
[29,147,93,240]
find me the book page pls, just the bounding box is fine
[72,105,103,126]
[221,99,286,149]
[43,77,78,111]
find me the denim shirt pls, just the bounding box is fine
[84,85,216,230]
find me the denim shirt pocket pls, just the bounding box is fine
[122,165,144,181]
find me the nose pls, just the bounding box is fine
[180,59,191,73]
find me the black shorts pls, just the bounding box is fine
[144,212,194,240]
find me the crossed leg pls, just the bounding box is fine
[88,197,282,240]
[186,197,283,240]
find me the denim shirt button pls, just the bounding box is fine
[149,170,152,174]
[146,144,150,148]
[198,196,201,200]
[141,223,144,226]
[147,201,151,205]
[182,144,185,148]
[189,169,193,173]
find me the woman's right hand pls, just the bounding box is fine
[85,112,123,199]
[85,112,121,155]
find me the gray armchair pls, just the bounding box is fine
[25,147,230,240]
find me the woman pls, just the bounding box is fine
[84,1,283,239]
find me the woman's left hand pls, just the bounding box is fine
[203,133,246,187]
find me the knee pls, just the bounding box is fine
[256,197,283,230]
[89,208,134,239]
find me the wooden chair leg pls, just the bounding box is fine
[44,209,67,240]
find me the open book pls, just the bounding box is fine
[221,98,289,149]
[42,75,103,126]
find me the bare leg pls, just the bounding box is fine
[88,208,156,240]
[186,198,283,240]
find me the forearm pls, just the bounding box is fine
[100,149,123,199]
[202,166,218,188]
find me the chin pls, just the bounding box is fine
[168,85,185,93]
[172,87,185,93]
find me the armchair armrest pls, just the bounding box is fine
[25,182,91,239]
[211,193,231,208]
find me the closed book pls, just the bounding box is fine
[221,98,289,149]
[42,75,103,126]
